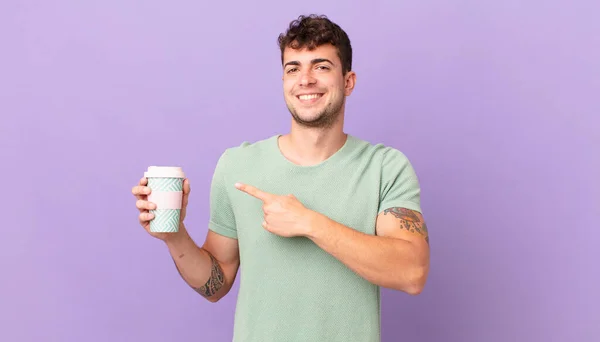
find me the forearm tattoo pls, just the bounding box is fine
[195,253,225,298]
[383,207,429,244]
[173,252,225,298]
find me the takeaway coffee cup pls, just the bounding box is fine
[143,166,186,233]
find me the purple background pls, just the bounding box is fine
[1,1,598,341]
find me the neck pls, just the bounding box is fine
[278,115,347,166]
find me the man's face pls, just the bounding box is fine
[282,43,355,128]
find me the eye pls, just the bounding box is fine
[286,68,298,74]
[316,65,330,70]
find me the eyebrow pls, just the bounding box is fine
[284,58,334,68]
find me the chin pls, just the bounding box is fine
[290,110,338,129]
[296,111,324,122]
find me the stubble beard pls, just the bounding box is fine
[286,94,345,129]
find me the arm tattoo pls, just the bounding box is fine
[383,207,429,244]
[172,252,225,299]
[195,253,225,298]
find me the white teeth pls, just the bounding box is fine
[298,94,322,100]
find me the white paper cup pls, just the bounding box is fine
[143,166,185,233]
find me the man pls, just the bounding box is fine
[132,14,429,342]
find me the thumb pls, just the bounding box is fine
[183,178,191,195]
[181,179,191,208]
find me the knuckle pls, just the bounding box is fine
[140,212,153,221]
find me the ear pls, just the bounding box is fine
[344,71,357,96]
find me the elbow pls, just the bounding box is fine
[206,296,221,303]
[203,289,228,303]
[203,290,227,303]
[402,265,428,296]
[405,283,425,296]
[192,286,226,303]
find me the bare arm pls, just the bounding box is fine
[165,225,240,303]
[306,207,430,295]
[133,174,239,302]
[233,182,430,295]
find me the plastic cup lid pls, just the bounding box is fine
[144,166,185,178]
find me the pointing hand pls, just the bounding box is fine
[235,183,318,237]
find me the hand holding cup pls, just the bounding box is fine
[132,166,190,240]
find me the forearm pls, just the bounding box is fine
[306,215,428,294]
[164,224,228,302]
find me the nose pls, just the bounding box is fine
[298,70,316,87]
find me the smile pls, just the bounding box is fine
[296,93,324,103]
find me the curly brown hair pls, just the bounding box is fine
[278,14,353,75]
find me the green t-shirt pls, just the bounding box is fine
[208,134,422,342]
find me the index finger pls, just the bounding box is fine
[235,183,273,202]
[132,185,150,197]
[132,177,150,198]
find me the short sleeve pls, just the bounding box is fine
[207,149,238,239]
[377,148,422,215]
